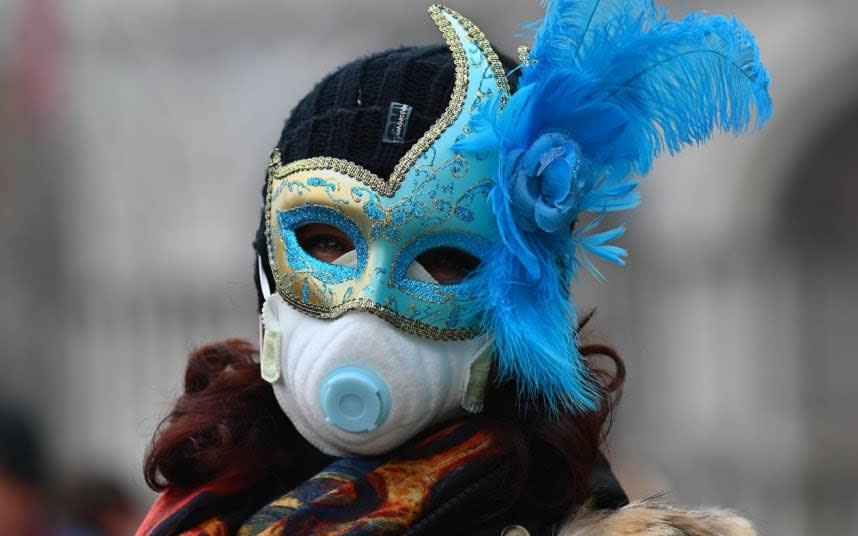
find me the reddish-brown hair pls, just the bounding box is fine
[144,321,624,513]
[482,338,625,513]
[143,339,331,492]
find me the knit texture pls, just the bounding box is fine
[277,45,455,178]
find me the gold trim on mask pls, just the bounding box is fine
[440,5,510,107]
[282,296,480,341]
[267,152,390,197]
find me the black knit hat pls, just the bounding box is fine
[277,45,455,178]
[253,45,456,308]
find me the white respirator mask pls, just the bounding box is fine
[257,258,492,457]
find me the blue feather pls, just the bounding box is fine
[528,0,650,71]
[467,237,600,413]
[584,10,772,172]
[456,0,772,414]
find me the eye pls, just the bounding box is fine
[295,223,356,264]
[413,247,481,285]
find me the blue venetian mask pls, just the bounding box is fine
[264,5,508,340]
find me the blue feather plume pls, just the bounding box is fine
[458,0,772,414]
[526,0,649,69]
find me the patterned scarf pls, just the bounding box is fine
[138,419,511,536]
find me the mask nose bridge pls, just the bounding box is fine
[359,237,397,304]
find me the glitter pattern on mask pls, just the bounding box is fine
[277,205,368,287]
[351,157,493,243]
[392,231,489,305]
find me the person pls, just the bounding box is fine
[137,2,772,535]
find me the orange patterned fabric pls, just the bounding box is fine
[239,421,505,535]
[139,419,510,536]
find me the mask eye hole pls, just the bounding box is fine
[295,223,356,264]
[413,247,481,285]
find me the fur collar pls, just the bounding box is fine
[559,500,757,536]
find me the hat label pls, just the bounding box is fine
[382,102,413,144]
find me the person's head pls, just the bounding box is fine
[252,5,598,459]
[146,8,625,510]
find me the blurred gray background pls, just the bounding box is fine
[1,0,856,534]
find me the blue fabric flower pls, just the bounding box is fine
[507,132,582,233]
